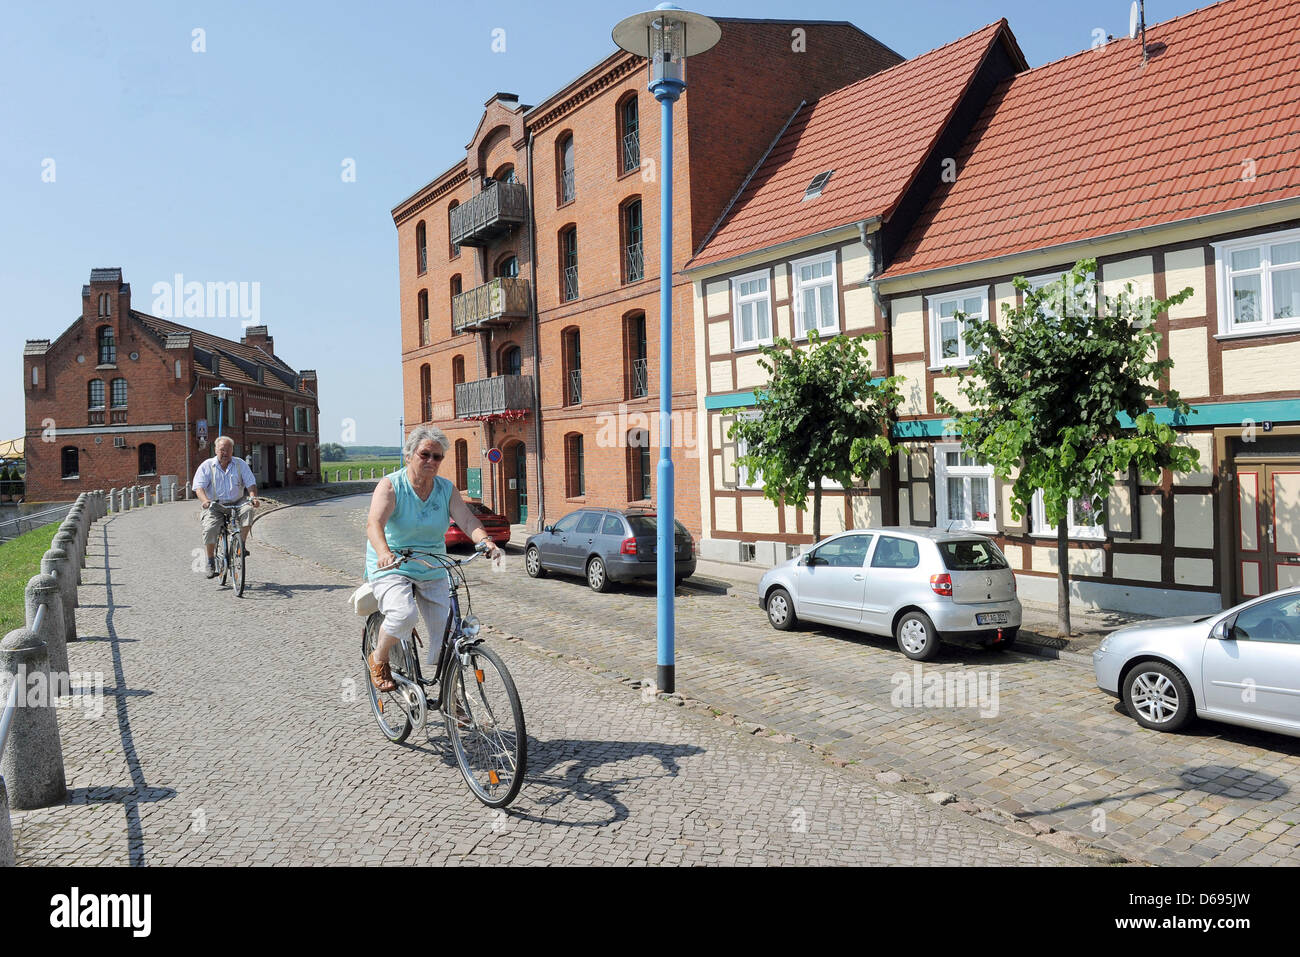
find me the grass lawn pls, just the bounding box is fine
[321,459,401,483]
[0,522,60,636]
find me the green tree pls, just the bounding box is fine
[936,258,1199,636]
[319,443,348,462]
[727,330,902,541]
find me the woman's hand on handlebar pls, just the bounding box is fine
[376,548,399,571]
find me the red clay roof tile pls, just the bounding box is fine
[885,0,1300,278]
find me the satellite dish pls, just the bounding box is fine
[1129,1,1139,39]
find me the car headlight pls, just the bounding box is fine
[1097,635,1111,653]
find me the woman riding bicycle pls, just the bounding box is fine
[366,425,503,692]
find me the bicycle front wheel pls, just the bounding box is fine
[217,531,230,585]
[231,536,246,597]
[443,643,526,808]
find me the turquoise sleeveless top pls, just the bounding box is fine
[365,469,454,582]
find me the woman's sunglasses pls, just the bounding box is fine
[416,450,444,462]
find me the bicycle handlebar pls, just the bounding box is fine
[380,539,496,573]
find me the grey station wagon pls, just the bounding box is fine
[525,507,696,592]
[757,527,1022,660]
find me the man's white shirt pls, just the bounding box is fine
[194,456,257,503]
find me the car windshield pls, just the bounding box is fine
[939,539,1008,571]
[467,502,495,516]
[627,516,690,538]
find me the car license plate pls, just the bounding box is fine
[977,612,1009,625]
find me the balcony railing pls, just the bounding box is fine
[110,410,127,424]
[422,396,433,422]
[568,369,582,406]
[449,180,529,248]
[562,265,579,302]
[625,242,644,283]
[623,131,640,174]
[560,167,575,204]
[451,276,531,334]
[454,374,535,419]
[88,410,105,425]
[631,357,648,398]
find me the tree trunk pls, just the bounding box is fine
[812,480,823,542]
[1057,517,1072,637]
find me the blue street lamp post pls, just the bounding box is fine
[614,5,720,695]
[211,383,233,440]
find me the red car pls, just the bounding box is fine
[447,500,512,547]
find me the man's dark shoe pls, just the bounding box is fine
[206,560,217,579]
[241,543,250,554]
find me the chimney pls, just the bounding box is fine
[241,324,273,355]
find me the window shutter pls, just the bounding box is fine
[1105,465,1142,540]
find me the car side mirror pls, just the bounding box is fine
[543,525,553,533]
[1210,619,1231,640]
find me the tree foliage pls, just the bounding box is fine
[936,258,1200,634]
[727,330,902,541]
[319,443,348,462]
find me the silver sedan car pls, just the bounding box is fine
[757,527,1022,661]
[1094,587,1300,738]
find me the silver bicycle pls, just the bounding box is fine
[361,541,526,808]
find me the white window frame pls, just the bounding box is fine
[929,286,989,369]
[1214,226,1300,337]
[791,252,839,339]
[1030,489,1105,540]
[1026,269,1098,321]
[731,269,773,350]
[734,410,762,490]
[933,442,996,532]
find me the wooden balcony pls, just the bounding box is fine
[451,276,530,333]
[454,374,535,420]
[449,181,529,248]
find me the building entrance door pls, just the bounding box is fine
[1234,462,1300,600]
[501,441,525,524]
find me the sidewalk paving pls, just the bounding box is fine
[10,500,1075,866]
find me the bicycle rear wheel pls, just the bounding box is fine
[231,535,246,597]
[443,643,526,808]
[362,613,414,744]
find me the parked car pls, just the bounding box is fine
[447,500,511,548]
[1094,587,1300,738]
[757,527,1022,661]
[524,506,696,592]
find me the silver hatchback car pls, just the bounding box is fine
[757,527,1022,660]
[1094,587,1300,738]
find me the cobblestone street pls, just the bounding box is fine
[12,499,1069,866]
[263,494,1300,867]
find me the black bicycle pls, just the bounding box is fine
[361,541,526,808]
[210,501,248,597]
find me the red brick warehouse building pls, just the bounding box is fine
[392,19,903,532]
[23,268,322,502]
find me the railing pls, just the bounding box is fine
[451,276,531,333]
[110,410,127,424]
[625,242,644,283]
[623,131,640,174]
[0,504,74,543]
[422,396,433,422]
[563,265,579,302]
[568,368,583,406]
[454,375,535,419]
[449,181,529,248]
[560,167,575,204]
[631,357,648,398]
[88,410,105,425]
[418,245,427,274]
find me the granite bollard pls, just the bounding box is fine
[25,576,69,683]
[39,548,77,645]
[0,626,68,810]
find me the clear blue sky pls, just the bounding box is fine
[0,0,1191,446]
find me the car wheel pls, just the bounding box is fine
[992,627,1018,651]
[896,611,941,661]
[1122,661,1194,732]
[525,546,546,578]
[766,587,797,631]
[587,556,611,593]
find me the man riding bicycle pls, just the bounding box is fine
[366,425,502,692]
[193,435,260,579]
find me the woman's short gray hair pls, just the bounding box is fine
[403,425,450,458]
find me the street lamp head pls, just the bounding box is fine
[612,4,720,93]
[211,382,233,396]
